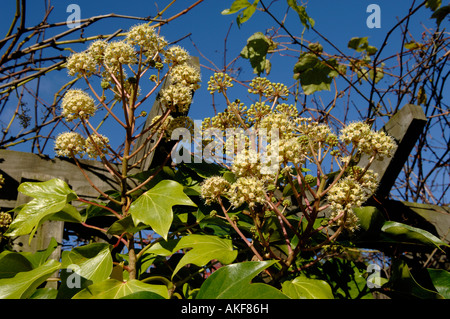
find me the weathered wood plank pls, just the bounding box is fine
[383,200,450,243]
[0,149,137,210]
[129,56,200,170]
[358,104,428,200]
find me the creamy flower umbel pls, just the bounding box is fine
[54,132,86,157]
[57,23,200,162]
[200,72,396,233]
[61,89,96,122]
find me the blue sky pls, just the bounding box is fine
[0,0,444,154]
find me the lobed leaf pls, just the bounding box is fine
[72,279,169,299]
[287,0,315,29]
[129,180,197,240]
[240,32,272,76]
[4,179,80,239]
[431,5,450,26]
[196,260,288,299]
[61,243,113,284]
[282,276,334,299]
[221,0,260,26]
[381,221,448,250]
[427,269,450,299]
[293,53,343,95]
[171,234,238,278]
[425,0,442,11]
[384,259,443,299]
[0,259,60,299]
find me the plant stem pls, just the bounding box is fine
[127,234,137,280]
[218,198,264,261]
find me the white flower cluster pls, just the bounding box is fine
[260,112,295,139]
[104,41,137,68]
[126,24,167,58]
[248,77,289,100]
[170,64,201,91]
[327,167,379,232]
[278,137,307,165]
[166,116,195,139]
[229,177,266,209]
[85,134,110,159]
[160,84,193,113]
[270,82,290,100]
[199,75,396,234]
[88,40,107,64]
[150,114,174,136]
[54,132,110,159]
[207,73,234,94]
[0,211,12,233]
[150,114,195,141]
[200,176,231,205]
[164,45,190,66]
[339,122,396,159]
[248,77,272,96]
[247,77,290,101]
[54,132,86,157]
[231,149,262,178]
[66,52,96,77]
[159,46,201,113]
[247,102,271,126]
[61,89,96,122]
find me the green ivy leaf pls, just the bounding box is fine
[287,0,315,29]
[171,235,238,279]
[146,239,180,257]
[0,251,33,279]
[61,243,113,284]
[417,85,428,105]
[4,179,79,239]
[369,66,384,84]
[0,259,60,299]
[353,206,385,233]
[22,237,59,269]
[385,259,443,299]
[129,180,197,240]
[107,215,147,236]
[427,269,450,299]
[431,5,450,27]
[29,288,58,299]
[293,53,342,95]
[404,41,421,50]
[282,276,334,299]
[58,242,114,298]
[240,32,271,76]
[196,260,289,299]
[221,0,252,15]
[221,0,260,26]
[348,37,378,55]
[425,0,442,11]
[72,279,169,299]
[0,237,58,283]
[381,221,448,250]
